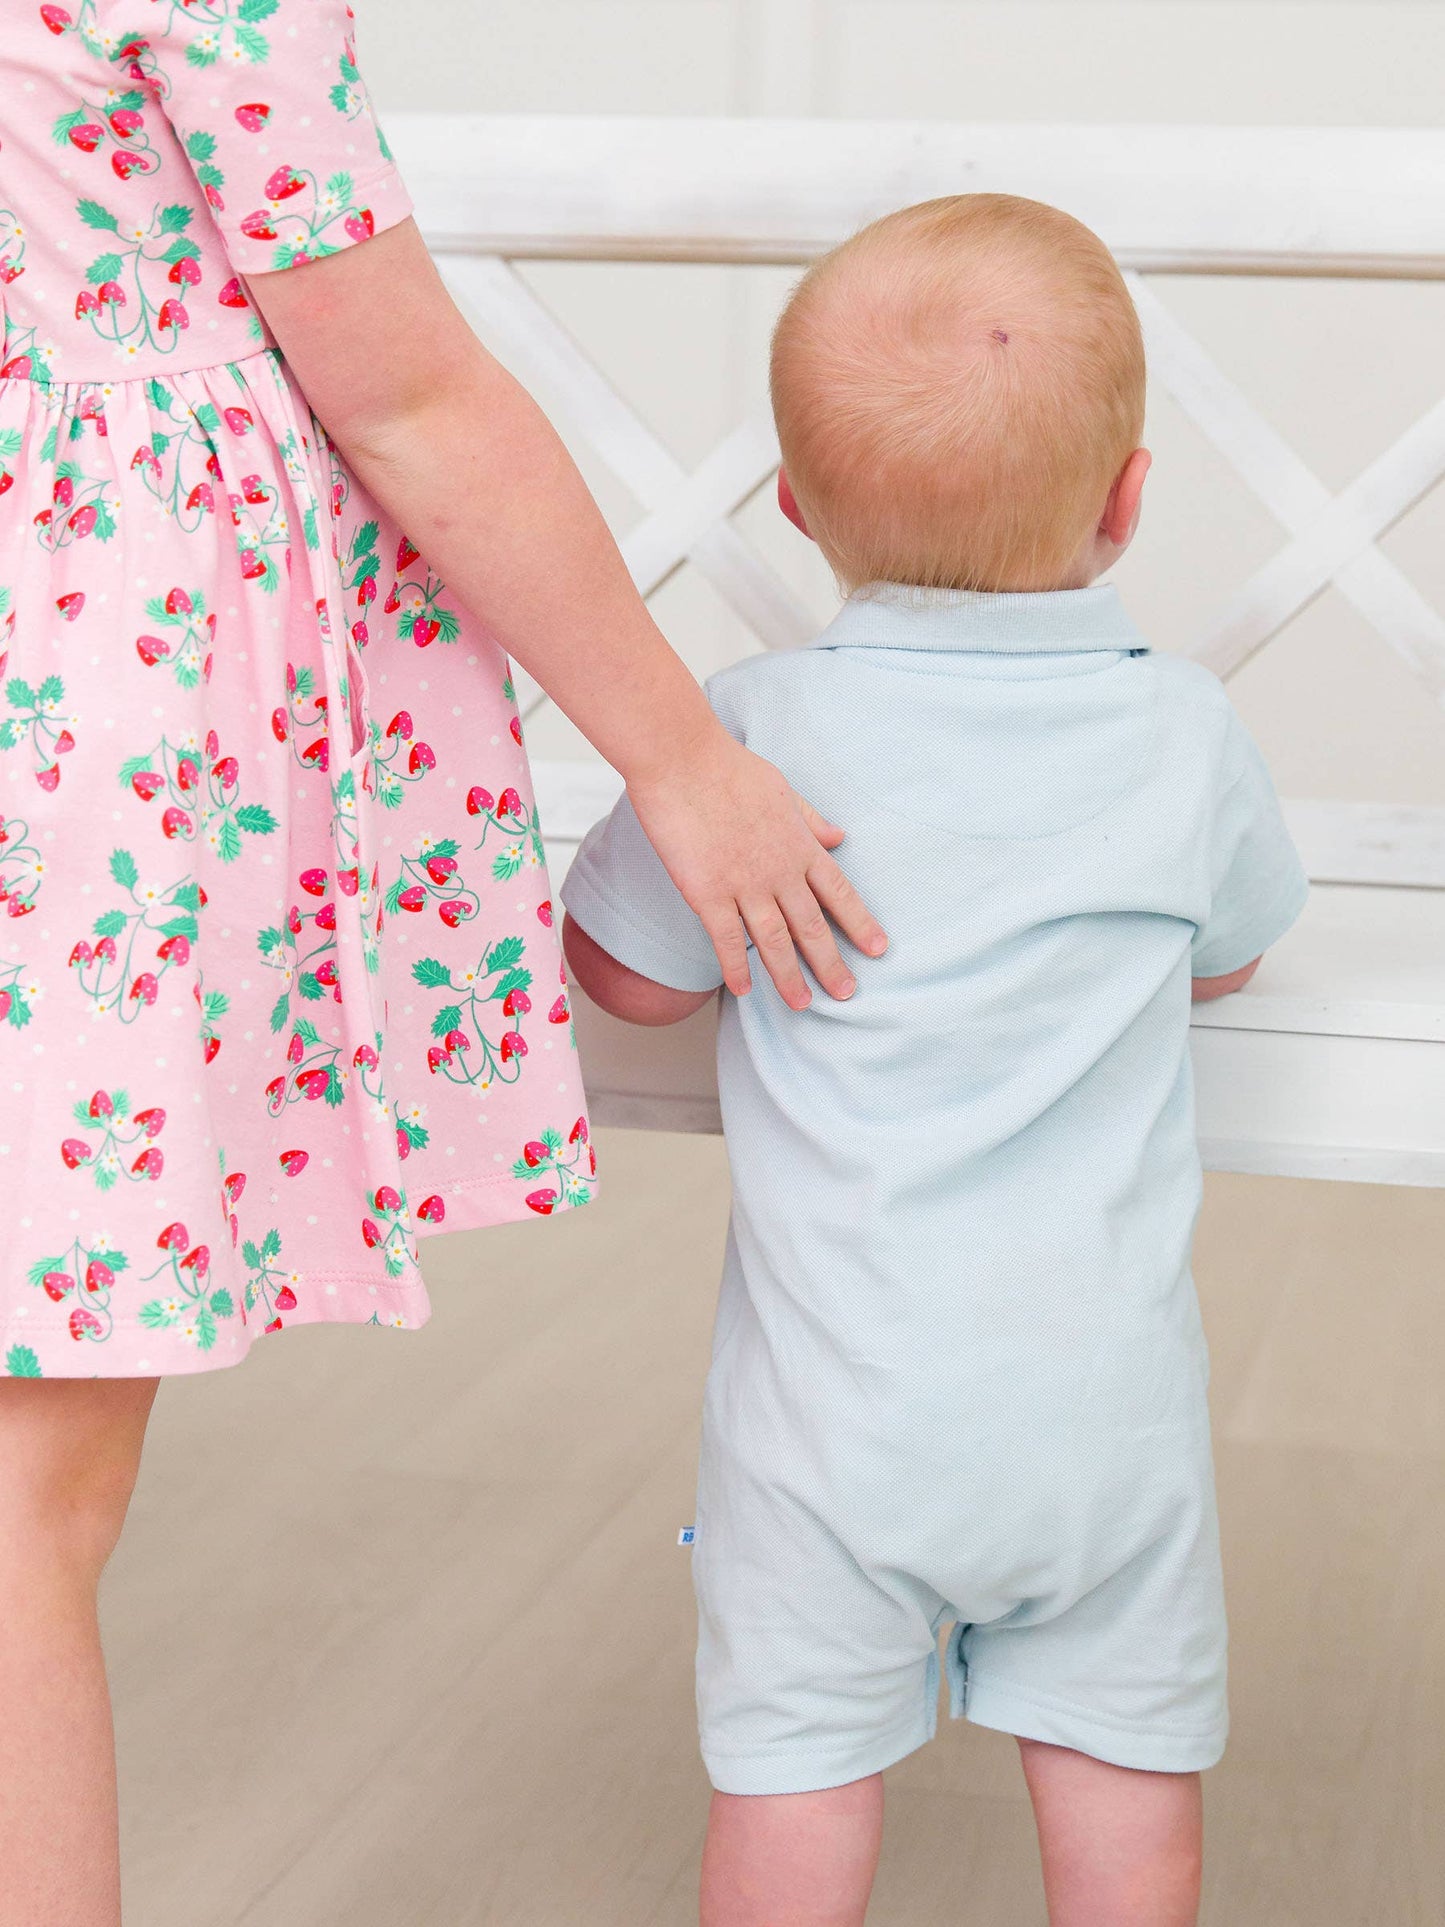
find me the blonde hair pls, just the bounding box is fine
[770,194,1146,593]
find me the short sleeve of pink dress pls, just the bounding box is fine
[0,0,594,1380]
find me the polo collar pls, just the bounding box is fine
[812,581,1149,656]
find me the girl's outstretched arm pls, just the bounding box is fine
[247,222,885,1011]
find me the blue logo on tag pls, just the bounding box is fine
[677,1526,697,1547]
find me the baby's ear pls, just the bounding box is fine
[778,469,813,540]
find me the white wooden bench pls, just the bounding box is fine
[390,116,1445,1187]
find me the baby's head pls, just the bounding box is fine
[771,194,1149,594]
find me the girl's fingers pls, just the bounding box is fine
[808,851,889,961]
[699,905,754,999]
[738,899,813,1011]
[797,795,846,852]
[779,883,855,1002]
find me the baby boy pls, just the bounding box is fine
[561,194,1308,1926]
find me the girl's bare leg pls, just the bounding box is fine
[1018,1738,1203,1927]
[0,1376,158,1927]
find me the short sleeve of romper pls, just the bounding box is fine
[1191,716,1310,978]
[138,0,414,278]
[563,797,727,996]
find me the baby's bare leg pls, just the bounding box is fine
[700,1775,884,1927]
[1018,1739,1202,1927]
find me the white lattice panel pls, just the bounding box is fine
[389,115,1445,1183]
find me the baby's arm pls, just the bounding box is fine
[563,916,716,1029]
[1191,956,1262,1003]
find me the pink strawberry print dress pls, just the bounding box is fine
[0,0,594,1379]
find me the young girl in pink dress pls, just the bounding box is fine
[0,3,884,1916]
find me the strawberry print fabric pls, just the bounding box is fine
[0,0,594,1378]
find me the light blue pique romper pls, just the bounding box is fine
[562,583,1309,1795]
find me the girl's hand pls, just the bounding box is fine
[625,723,887,1010]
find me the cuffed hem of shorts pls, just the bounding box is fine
[702,1705,937,1797]
[961,1675,1227,1775]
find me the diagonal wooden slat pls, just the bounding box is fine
[440,254,814,671]
[1128,274,1445,704]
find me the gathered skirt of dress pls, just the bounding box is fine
[0,349,594,1379]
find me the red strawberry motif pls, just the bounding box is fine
[265,1317,283,1334]
[416,1194,445,1224]
[408,741,435,775]
[510,715,524,748]
[35,764,60,792]
[69,121,104,151]
[179,757,200,790]
[97,281,125,308]
[549,996,571,1025]
[95,938,117,963]
[204,1036,221,1064]
[439,900,469,929]
[224,408,253,436]
[279,1149,308,1177]
[288,904,303,936]
[109,108,144,137]
[398,886,426,913]
[211,755,238,788]
[85,1259,114,1293]
[157,934,189,965]
[43,1271,74,1302]
[522,1140,549,1168]
[7,896,34,919]
[235,102,271,132]
[56,592,85,621]
[466,786,494,817]
[0,469,13,496]
[240,211,277,241]
[69,941,93,968]
[161,806,193,839]
[241,474,268,506]
[40,5,73,33]
[130,972,159,1005]
[180,1245,210,1278]
[500,1031,527,1063]
[360,1218,381,1248]
[336,866,359,897]
[357,574,376,607]
[55,730,75,756]
[75,291,99,323]
[498,788,523,818]
[352,1043,378,1070]
[315,901,337,932]
[112,149,152,182]
[314,960,339,990]
[69,1306,104,1341]
[297,1068,330,1100]
[271,707,289,743]
[525,1189,558,1216]
[569,1116,589,1146]
[344,209,375,244]
[131,768,163,799]
[157,298,188,332]
[131,1146,163,1179]
[413,617,441,647]
[387,710,413,741]
[426,856,457,885]
[265,1074,286,1102]
[396,1128,411,1161]
[373,1186,402,1214]
[134,1106,166,1137]
[299,867,327,896]
[218,276,249,310]
[286,1031,305,1066]
[0,990,11,1022]
[274,1284,298,1312]
[426,1046,447,1075]
[186,482,215,514]
[396,536,420,571]
[301,737,329,771]
[53,475,75,510]
[265,165,305,201]
[383,583,401,614]
[240,550,268,581]
[164,587,192,616]
[68,504,97,538]
[60,1138,92,1169]
[502,988,531,1019]
[537,900,554,928]
[158,1221,189,1253]
[223,1172,246,1205]
[88,1088,113,1120]
[443,1028,469,1054]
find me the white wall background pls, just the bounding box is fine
[359,0,1445,810]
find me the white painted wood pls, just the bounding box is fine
[1283,800,1445,889]
[406,115,1445,1183]
[391,117,1445,276]
[1128,275,1445,703]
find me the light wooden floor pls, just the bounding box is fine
[108,1131,1445,1926]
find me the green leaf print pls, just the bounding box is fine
[52,109,85,147]
[158,205,193,235]
[323,1068,345,1108]
[294,1019,321,1049]
[0,430,21,462]
[5,1346,42,1378]
[326,171,354,205]
[110,849,139,891]
[269,991,289,1033]
[159,915,199,943]
[6,677,34,708]
[215,819,242,864]
[491,967,532,1004]
[234,804,277,834]
[239,0,279,16]
[173,882,202,912]
[93,910,127,939]
[412,958,451,989]
[37,675,63,708]
[39,426,59,464]
[163,238,202,265]
[485,937,525,974]
[297,974,323,1002]
[302,505,319,552]
[430,1004,463,1040]
[261,1229,282,1262]
[234,22,269,59]
[138,1301,173,1330]
[87,253,124,286]
[210,1288,236,1320]
[186,130,218,162]
[195,1304,218,1350]
[77,199,120,233]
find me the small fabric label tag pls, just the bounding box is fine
[677,1526,697,1547]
